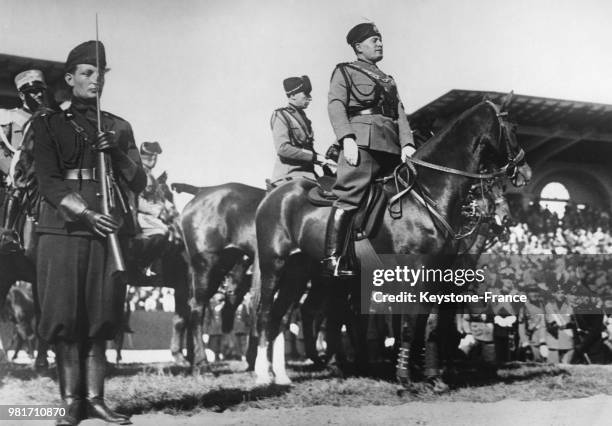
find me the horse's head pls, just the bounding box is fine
[480,97,531,188]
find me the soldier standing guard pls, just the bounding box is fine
[32,41,145,425]
[0,70,49,234]
[325,23,416,276]
[269,75,333,187]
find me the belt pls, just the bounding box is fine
[63,168,97,180]
[350,107,383,117]
[349,106,396,119]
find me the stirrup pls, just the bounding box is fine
[322,254,356,277]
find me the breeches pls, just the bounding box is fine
[332,148,400,210]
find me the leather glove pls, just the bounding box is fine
[80,208,120,237]
[325,144,340,163]
[92,131,119,153]
[342,137,359,166]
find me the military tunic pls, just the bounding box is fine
[0,107,32,178]
[328,59,414,210]
[270,104,316,182]
[32,100,146,343]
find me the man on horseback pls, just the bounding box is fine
[1,70,50,251]
[269,76,333,187]
[134,141,171,276]
[324,22,416,276]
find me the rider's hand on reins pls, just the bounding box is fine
[343,137,359,166]
[315,153,336,167]
[401,145,417,176]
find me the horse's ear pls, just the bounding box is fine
[500,91,514,112]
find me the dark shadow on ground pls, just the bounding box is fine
[115,384,291,415]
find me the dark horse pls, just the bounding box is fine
[252,99,531,384]
[178,182,264,370]
[176,182,342,370]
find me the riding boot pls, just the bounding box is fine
[55,340,84,426]
[322,207,356,277]
[84,339,131,425]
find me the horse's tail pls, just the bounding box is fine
[170,183,202,196]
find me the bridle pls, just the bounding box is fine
[384,100,524,242]
[404,101,525,182]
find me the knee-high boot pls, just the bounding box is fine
[55,340,84,426]
[322,207,356,277]
[83,339,131,425]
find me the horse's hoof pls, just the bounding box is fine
[192,365,211,376]
[274,374,291,385]
[254,374,272,385]
[427,377,450,394]
[172,352,191,368]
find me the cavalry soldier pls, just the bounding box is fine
[269,75,332,187]
[325,23,416,276]
[1,69,49,235]
[134,141,170,275]
[32,40,145,425]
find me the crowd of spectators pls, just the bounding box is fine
[126,287,175,313]
[462,200,612,365]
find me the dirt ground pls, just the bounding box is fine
[4,351,612,426]
[8,395,612,426]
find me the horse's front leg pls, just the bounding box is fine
[268,255,310,384]
[254,256,284,385]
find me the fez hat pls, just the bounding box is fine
[346,23,381,45]
[140,141,162,155]
[65,40,107,72]
[283,75,311,97]
[14,70,47,92]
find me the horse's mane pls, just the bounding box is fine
[415,101,494,160]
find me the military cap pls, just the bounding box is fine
[65,40,107,72]
[283,75,311,97]
[346,22,381,45]
[14,69,47,92]
[140,141,162,155]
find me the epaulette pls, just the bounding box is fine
[101,110,127,122]
[270,108,289,129]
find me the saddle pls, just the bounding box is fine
[307,176,387,241]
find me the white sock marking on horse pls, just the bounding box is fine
[272,333,291,385]
[254,346,271,384]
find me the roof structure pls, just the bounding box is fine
[409,89,612,167]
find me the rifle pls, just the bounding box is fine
[95,14,126,274]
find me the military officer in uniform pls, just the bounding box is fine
[134,141,170,274]
[32,41,145,425]
[1,69,49,234]
[325,23,416,276]
[269,75,333,187]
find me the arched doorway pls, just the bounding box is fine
[539,182,573,218]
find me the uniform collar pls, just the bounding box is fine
[71,97,98,125]
[355,58,379,69]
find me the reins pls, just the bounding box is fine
[383,101,523,242]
